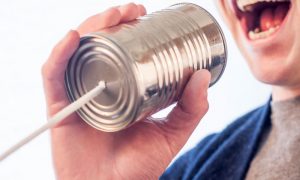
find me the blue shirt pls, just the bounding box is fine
[160,100,271,180]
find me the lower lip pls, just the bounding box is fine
[241,4,293,47]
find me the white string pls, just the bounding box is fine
[0,81,106,162]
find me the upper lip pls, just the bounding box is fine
[237,0,291,12]
[232,0,291,19]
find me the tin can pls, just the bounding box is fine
[65,3,227,132]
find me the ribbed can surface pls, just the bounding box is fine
[65,3,227,132]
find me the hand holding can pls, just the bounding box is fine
[42,3,212,179]
[65,3,227,132]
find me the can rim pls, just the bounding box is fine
[65,33,142,132]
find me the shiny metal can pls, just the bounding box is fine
[65,3,227,132]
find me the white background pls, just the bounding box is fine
[0,0,271,179]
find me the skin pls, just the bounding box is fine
[44,0,300,178]
[217,0,300,101]
[42,3,211,180]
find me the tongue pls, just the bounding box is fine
[260,4,290,32]
[260,8,274,32]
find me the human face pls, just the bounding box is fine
[217,0,300,88]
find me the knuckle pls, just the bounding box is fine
[127,2,138,9]
[175,100,195,120]
[194,100,209,118]
[202,100,209,113]
[198,92,209,113]
[41,62,51,79]
[200,88,208,101]
[101,8,121,25]
[108,7,121,17]
[119,3,139,20]
[138,4,147,15]
[41,45,60,78]
[51,43,62,57]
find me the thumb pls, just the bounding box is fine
[159,70,211,154]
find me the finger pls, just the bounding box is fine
[119,3,140,22]
[159,70,211,153]
[171,70,211,121]
[77,3,144,36]
[77,7,121,36]
[137,4,147,16]
[42,30,80,108]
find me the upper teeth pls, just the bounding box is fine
[237,0,290,12]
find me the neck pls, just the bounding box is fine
[272,85,300,102]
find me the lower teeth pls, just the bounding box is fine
[248,26,280,40]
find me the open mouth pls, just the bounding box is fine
[235,0,291,40]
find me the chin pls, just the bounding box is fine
[251,62,292,85]
[218,0,300,87]
[244,44,299,86]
